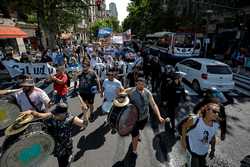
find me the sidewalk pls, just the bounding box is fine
[232,67,250,78]
[221,58,250,77]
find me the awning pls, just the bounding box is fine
[0,25,28,38]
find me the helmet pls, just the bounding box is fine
[204,87,227,104]
[165,65,175,74]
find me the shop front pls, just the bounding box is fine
[0,25,27,54]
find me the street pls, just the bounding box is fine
[0,81,249,167]
[1,0,250,166]
[36,87,250,167]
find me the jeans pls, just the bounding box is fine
[54,94,68,104]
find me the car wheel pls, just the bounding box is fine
[192,80,201,93]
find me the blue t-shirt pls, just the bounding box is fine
[103,78,123,102]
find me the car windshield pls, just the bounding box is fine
[206,65,232,74]
[174,34,194,48]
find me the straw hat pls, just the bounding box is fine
[20,79,35,87]
[113,92,130,107]
[5,113,34,136]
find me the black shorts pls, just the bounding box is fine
[80,92,95,104]
[131,117,148,137]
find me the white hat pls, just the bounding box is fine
[113,93,130,107]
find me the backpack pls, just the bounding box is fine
[177,115,199,136]
[65,72,71,87]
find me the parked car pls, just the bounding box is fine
[175,58,234,92]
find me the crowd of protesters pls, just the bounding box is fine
[0,40,229,167]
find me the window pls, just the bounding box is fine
[174,34,194,48]
[156,37,170,48]
[190,61,202,70]
[180,60,193,66]
[180,60,201,70]
[206,65,232,74]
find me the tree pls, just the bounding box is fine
[0,0,88,49]
[122,0,151,38]
[90,17,121,38]
[123,0,242,37]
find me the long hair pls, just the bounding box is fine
[193,98,221,118]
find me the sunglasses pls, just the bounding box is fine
[207,107,220,114]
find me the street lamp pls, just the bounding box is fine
[204,9,213,57]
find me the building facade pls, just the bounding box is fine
[109,2,118,18]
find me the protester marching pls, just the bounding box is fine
[0,38,232,167]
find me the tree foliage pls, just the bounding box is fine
[90,16,121,38]
[122,0,178,38]
[123,0,244,38]
[0,0,88,49]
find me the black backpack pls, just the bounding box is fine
[65,72,71,87]
[177,115,199,136]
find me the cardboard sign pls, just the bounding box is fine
[111,36,123,44]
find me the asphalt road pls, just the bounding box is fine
[1,84,250,167]
[41,92,250,167]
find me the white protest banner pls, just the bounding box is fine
[111,36,123,44]
[123,29,131,41]
[2,60,56,78]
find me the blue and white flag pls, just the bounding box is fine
[98,27,112,38]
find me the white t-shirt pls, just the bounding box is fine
[87,47,93,56]
[90,56,102,68]
[187,118,220,155]
[102,78,123,102]
[14,87,50,112]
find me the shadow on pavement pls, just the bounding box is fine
[240,155,250,167]
[89,106,105,123]
[73,122,111,162]
[234,96,250,103]
[152,130,177,163]
[0,129,5,138]
[112,143,134,167]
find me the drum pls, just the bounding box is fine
[107,104,138,136]
[102,101,113,113]
[0,98,21,130]
[0,122,55,167]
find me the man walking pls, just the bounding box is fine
[75,61,101,122]
[124,77,167,166]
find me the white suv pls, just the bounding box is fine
[175,58,235,92]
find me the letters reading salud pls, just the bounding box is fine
[2,61,56,78]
